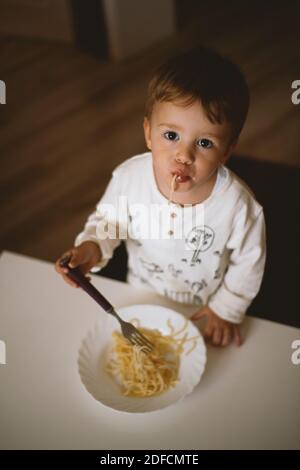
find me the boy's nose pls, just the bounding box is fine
[175,143,194,165]
[175,152,194,166]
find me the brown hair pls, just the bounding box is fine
[145,46,250,143]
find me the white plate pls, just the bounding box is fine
[78,304,206,413]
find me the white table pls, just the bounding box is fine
[0,251,299,450]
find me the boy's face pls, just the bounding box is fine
[143,100,236,203]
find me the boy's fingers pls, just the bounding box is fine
[202,321,213,339]
[234,326,242,347]
[68,251,80,268]
[69,253,90,271]
[55,260,68,275]
[58,249,80,269]
[191,308,207,321]
[62,273,79,288]
[56,251,72,268]
[222,327,231,346]
[54,261,62,273]
[212,328,222,346]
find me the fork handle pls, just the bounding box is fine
[59,256,113,313]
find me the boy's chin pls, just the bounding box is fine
[174,179,194,190]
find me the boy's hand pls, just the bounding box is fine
[191,305,242,347]
[55,241,102,288]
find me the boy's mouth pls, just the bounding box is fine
[171,171,191,183]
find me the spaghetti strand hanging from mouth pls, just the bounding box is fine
[169,174,177,205]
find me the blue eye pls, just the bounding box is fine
[163,131,179,142]
[197,138,213,149]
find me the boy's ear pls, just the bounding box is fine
[143,117,152,150]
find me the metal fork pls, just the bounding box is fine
[59,256,154,353]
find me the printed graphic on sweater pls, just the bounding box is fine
[139,258,164,277]
[163,288,204,306]
[182,225,215,266]
[184,278,208,293]
[128,267,153,286]
[213,250,223,279]
[168,264,183,278]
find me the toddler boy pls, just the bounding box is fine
[55,46,266,347]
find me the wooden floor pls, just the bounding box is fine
[1,0,300,265]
